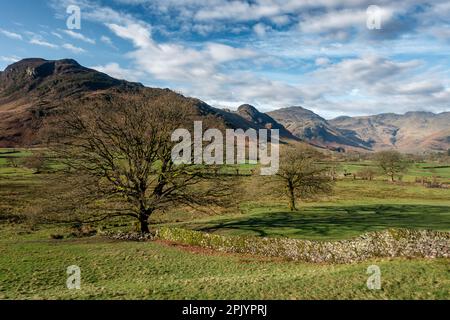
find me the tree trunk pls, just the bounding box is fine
[139,208,151,234]
[288,197,296,211]
[140,218,150,234]
[288,183,296,211]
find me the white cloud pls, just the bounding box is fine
[62,30,96,44]
[51,32,63,39]
[0,28,22,40]
[294,55,450,116]
[62,43,86,54]
[253,23,270,37]
[100,35,114,46]
[107,22,257,82]
[317,55,421,84]
[106,23,151,47]
[315,57,330,66]
[91,62,142,81]
[29,37,58,48]
[0,55,21,63]
[205,43,256,62]
[46,0,450,117]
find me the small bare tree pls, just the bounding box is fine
[47,93,234,233]
[23,151,47,174]
[276,146,333,211]
[356,167,377,180]
[6,157,20,168]
[375,150,408,182]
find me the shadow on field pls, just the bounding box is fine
[192,204,450,240]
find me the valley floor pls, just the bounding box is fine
[0,228,448,300]
[1,149,449,299]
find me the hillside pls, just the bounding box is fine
[329,112,450,152]
[267,106,371,151]
[0,58,145,147]
[1,58,448,153]
[0,58,295,147]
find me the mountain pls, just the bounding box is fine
[235,104,298,139]
[1,58,448,153]
[0,58,296,147]
[267,106,371,151]
[268,106,449,152]
[0,58,145,147]
[329,112,450,152]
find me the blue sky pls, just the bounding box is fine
[1,0,450,118]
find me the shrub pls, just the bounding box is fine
[50,234,64,240]
[70,223,97,238]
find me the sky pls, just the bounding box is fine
[0,0,450,119]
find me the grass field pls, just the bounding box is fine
[0,148,449,299]
[337,160,450,183]
[173,203,450,240]
[0,228,448,300]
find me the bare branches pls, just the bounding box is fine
[46,92,234,233]
[375,150,409,182]
[276,145,333,211]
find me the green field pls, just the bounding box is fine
[0,228,448,300]
[0,149,449,299]
[173,203,450,240]
[336,160,450,183]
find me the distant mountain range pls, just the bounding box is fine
[0,58,449,153]
[329,112,450,152]
[267,106,450,152]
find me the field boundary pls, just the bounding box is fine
[156,227,449,263]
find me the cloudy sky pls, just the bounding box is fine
[0,0,450,118]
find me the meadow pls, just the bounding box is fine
[0,149,449,299]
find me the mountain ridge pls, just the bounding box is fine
[0,58,448,153]
[0,58,298,147]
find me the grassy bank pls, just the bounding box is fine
[0,230,448,300]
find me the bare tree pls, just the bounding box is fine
[276,146,333,211]
[327,162,342,181]
[23,151,48,174]
[6,157,20,168]
[375,150,408,182]
[47,93,234,233]
[356,167,377,180]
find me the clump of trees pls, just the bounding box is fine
[276,145,333,211]
[375,150,409,182]
[46,93,235,233]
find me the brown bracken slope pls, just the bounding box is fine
[0,58,297,147]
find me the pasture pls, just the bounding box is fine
[0,149,449,299]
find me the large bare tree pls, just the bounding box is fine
[276,145,333,211]
[375,150,408,182]
[47,93,233,233]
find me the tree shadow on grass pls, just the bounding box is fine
[193,204,450,240]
